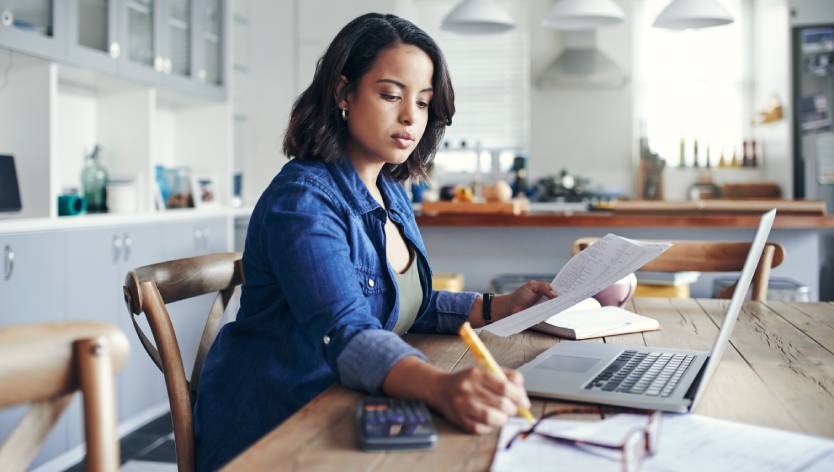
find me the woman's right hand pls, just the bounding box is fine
[430,367,531,434]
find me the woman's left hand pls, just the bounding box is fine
[468,280,557,327]
[501,280,557,315]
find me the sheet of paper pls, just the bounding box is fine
[484,234,670,337]
[492,414,834,472]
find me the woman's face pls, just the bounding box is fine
[342,43,434,167]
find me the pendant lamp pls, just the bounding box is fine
[653,0,734,30]
[441,0,515,35]
[542,0,625,31]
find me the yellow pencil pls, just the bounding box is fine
[458,321,536,423]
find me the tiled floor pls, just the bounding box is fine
[65,413,177,471]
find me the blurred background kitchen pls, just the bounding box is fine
[1,1,834,470]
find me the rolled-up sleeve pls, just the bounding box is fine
[337,330,427,393]
[411,290,479,334]
[264,177,424,393]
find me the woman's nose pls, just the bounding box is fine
[399,102,415,126]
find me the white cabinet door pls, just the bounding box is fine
[0,231,68,468]
[64,225,167,449]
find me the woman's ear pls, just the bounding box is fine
[334,75,349,110]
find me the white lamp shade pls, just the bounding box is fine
[653,0,734,30]
[542,0,626,31]
[537,48,629,88]
[441,0,516,34]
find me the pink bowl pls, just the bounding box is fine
[593,273,637,307]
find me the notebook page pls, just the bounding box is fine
[483,234,670,337]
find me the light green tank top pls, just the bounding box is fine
[392,246,423,335]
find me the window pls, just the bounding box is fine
[634,0,750,167]
[412,0,530,180]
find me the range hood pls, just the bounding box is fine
[537,31,629,88]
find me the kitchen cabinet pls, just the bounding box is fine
[63,224,168,452]
[0,0,66,61]
[66,0,121,75]
[0,231,68,468]
[118,0,164,85]
[2,0,227,98]
[191,0,225,99]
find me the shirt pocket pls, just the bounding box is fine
[354,265,388,296]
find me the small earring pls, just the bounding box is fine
[341,108,347,121]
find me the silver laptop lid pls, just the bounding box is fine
[690,209,777,409]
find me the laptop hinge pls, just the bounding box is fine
[684,356,709,401]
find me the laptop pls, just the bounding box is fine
[518,209,777,413]
[0,155,22,213]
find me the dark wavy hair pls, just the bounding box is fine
[282,13,454,181]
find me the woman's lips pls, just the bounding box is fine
[391,136,413,149]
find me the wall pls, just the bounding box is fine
[240,0,401,206]
[529,0,635,195]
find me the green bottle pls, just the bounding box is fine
[81,145,108,213]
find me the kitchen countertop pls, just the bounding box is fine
[415,212,834,228]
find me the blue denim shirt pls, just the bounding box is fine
[193,156,478,470]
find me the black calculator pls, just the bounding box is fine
[356,397,437,451]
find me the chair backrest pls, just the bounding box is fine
[122,252,243,472]
[0,322,129,471]
[572,238,785,301]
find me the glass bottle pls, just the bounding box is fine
[693,139,700,168]
[678,136,686,167]
[81,145,108,213]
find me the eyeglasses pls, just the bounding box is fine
[506,407,662,472]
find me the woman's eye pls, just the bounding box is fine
[417,101,429,109]
[381,94,400,101]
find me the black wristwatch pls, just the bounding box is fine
[482,292,494,324]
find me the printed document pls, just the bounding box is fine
[492,414,834,472]
[484,234,671,337]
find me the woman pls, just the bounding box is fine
[194,13,556,470]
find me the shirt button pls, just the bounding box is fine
[368,278,375,287]
[323,335,331,345]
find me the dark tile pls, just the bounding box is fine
[132,413,174,437]
[136,438,178,463]
[120,433,162,464]
[64,413,176,471]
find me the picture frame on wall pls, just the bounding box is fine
[191,175,219,209]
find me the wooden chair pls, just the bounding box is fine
[572,238,785,301]
[0,322,129,471]
[122,253,243,472]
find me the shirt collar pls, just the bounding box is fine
[328,156,407,217]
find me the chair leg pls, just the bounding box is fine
[76,338,120,472]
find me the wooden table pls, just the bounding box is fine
[223,299,834,471]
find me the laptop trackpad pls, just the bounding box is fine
[538,354,600,373]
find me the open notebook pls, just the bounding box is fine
[532,298,660,340]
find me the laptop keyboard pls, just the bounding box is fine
[584,350,695,397]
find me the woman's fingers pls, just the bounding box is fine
[461,399,508,431]
[479,369,531,411]
[529,280,557,299]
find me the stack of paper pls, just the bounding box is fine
[492,414,834,472]
[484,234,671,337]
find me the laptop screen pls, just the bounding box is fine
[690,209,777,409]
[0,155,22,213]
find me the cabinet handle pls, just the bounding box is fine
[3,245,13,281]
[122,233,133,262]
[112,234,123,263]
[194,228,204,249]
[202,227,210,248]
[198,69,207,81]
[154,56,164,72]
[109,41,121,58]
[164,57,172,74]
[1,9,13,27]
